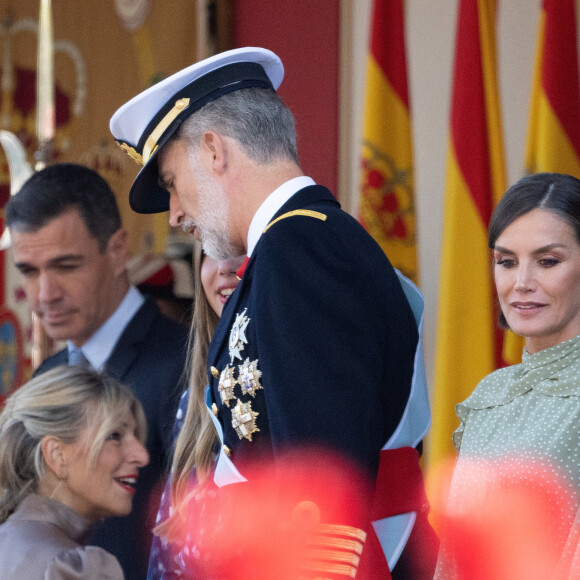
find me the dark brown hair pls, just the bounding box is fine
[489,172,580,329]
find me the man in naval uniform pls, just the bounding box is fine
[110,47,438,579]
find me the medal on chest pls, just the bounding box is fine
[229,308,250,363]
[212,309,264,443]
[218,365,237,407]
[231,399,260,441]
[238,358,263,397]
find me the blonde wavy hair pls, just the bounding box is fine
[0,365,146,523]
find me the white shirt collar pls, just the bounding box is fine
[67,285,144,370]
[246,176,316,256]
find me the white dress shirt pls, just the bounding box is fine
[67,285,144,370]
[246,175,316,257]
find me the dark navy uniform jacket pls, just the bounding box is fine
[209,184,415,473]
[206,185,436,578]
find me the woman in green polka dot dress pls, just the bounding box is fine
[435,173,580,579]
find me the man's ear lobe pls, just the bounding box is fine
[201,131,228,173]
[106,228,129,276]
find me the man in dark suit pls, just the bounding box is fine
[110,48,438,579]
[6,163,188,580]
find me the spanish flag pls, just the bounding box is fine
[428,0,506,468]
[503,0,580,366]
[525,0,580,178]
[358,0,417,283]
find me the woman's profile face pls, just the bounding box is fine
[56,409,149,522]
[201,254,245,316]
[493,208,580,354]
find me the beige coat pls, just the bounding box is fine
[0,494,123,579]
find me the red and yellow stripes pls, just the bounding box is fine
[428,0,506,468]
[524,0,580,178]
[358,0,418,283]
[503,0,580,366]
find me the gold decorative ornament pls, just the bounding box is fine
[218,365,237,407]
[317,524,367,543]
[313,537,364,555]
[238,358,263,397]
[302,561,358,579]
[297,521,366,579]
[305,549,360,568]
[231,399,259,441]
[117,141,144,165]
[142,97,190,164]
[115,97,191,168]
[263,209,327,233]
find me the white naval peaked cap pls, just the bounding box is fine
[110,47,284,214]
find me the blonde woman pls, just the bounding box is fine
[0,366,149,579]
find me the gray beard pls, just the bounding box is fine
[195,175,239,260]
[183,146,241,260]
[200,227,238,261]
[181,217,237,260]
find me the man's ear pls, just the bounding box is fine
[200,130,228,175]
[41,435,68,479]
[106,228,129,277]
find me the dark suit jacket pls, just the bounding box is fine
[206,186,436,578]
[35,296,188,580]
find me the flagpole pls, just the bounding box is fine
[31,0,54,368]
[35,0,55,169]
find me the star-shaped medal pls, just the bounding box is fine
[231,399,260,441]
[229,308,250,363]
[238,358,263,397]
[218,365,237,407]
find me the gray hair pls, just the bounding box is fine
[177,87,300,166]
[0,366,146,523]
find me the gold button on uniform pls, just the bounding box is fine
[212,403,219,416]
[223,445,231,457]
[211,366,219,378]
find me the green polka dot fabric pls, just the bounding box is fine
[435,334,580,578]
